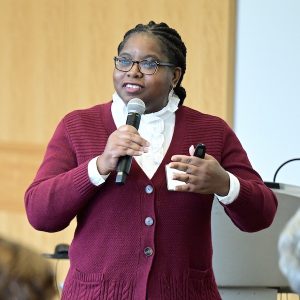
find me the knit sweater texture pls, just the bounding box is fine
[25,101,277,300]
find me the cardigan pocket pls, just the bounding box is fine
[159,268,219,300]
[61,268,134,300]
[188,267,221,300]
[188,267,211,280]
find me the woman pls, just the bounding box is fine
[25,21,277,299]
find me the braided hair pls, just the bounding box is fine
[117,21,187,105]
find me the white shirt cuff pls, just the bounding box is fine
[215,172,240,205]
[88,156,110,186]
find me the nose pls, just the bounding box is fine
[126,62,143,77]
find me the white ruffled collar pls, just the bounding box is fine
[112,90,180,126]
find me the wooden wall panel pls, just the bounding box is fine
[0,0,236,144]
[0,143,44,212]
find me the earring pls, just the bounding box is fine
[169,88,175,96]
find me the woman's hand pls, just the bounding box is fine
[96,125,149,175]
[169,151,230,195]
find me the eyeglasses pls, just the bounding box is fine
[114,56,175,75]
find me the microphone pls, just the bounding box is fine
[115,98,146,184]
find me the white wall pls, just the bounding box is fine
[234,0,300,186]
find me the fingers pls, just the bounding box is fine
[171,153,213,162]
[96,124,150,174]
[168,155,204,184]
[101,125,149,171]
[115,125,149,156]
[170,172,199,193]
[170,169,212,193]
[171,171,195,185]
[169,155,201,172]
[168,153,230,195]
[168,153,219,194]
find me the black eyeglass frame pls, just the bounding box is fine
[113,56,176,75]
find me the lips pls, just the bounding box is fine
[123,82,144,93]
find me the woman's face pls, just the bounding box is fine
[113,33,181,113]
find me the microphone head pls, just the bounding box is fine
[127,98,146,115]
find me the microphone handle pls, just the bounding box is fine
[126,112,141,128]
[115,155,133,184]
[115,112,141,185]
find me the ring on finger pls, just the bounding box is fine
[186,175,190,184]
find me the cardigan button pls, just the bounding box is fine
[145,185,153,194]
[144,247,154,257]
[145,217,154,226]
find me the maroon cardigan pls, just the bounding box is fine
[25,102,277,300]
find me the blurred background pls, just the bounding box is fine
[234,0,300,187]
